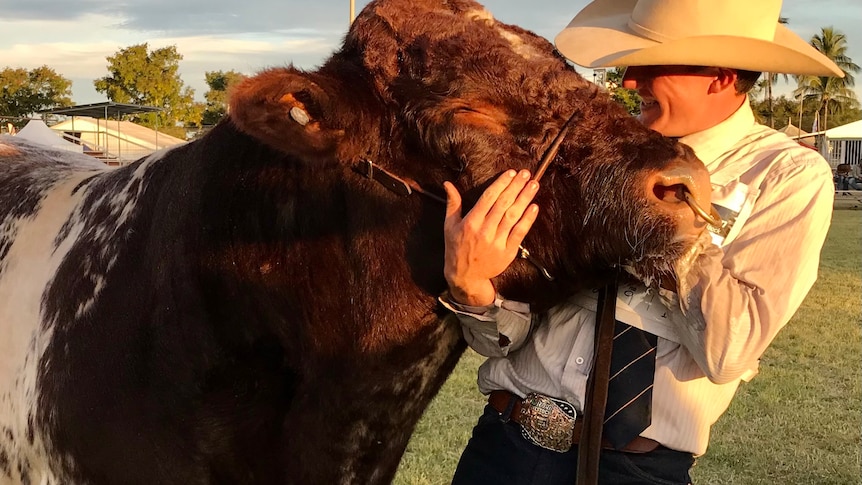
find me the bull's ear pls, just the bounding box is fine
[228,68,344,161]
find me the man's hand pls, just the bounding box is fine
[443,169,540,306]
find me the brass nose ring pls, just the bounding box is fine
[681,189,722,227]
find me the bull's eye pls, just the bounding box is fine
[396,50,404,64]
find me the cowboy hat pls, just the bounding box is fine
[554,0,843,76]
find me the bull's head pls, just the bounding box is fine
[228,0,712,308]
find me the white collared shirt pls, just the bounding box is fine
[441,101,834,455]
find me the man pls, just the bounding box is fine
[440,0,843,483]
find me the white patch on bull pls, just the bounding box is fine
[0,142,167,482]
[338,421,369,484]
[342,316,461,484]
[465,8,542,60]
[387,315,460,398]
[465,7,493,23]
[0,170,99,484]
[75,274,106,319]
[68,152,162,318]
[494,26,542,60]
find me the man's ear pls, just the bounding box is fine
[708,68,738,94]
[228,67,345,162]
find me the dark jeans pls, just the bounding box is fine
[452,405,695,485]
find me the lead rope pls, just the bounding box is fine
[515,111,579,280]
[576,277,618,485]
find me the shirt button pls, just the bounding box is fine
[575,357,585,365]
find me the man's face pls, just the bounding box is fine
[622,65,722,137]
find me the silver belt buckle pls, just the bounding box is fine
[518,393,577,453]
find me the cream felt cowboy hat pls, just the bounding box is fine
[554,0,843,76]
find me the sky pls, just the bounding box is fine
[1,0,860,106]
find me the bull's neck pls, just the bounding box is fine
[191,123,449,356]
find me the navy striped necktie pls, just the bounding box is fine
[602,320,658,449]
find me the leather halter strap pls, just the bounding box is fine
[352,112,580,280]
[576,278,619,485]
[353,111,578,200]
[352,159,446,203]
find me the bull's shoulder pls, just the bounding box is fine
[0,136,109,220]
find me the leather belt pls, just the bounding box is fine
[488,390,661,454]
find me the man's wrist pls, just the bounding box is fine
[447,279,496,307]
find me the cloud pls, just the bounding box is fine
[0,9,341,103]
[1,0,859,104]
[0,0,112,22]
[116,1,350,35]
[1,0,364,36]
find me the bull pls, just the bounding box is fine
[0,0,711,483]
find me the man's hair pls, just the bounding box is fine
[734,70,762,94]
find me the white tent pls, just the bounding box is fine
[825,119,862,139]
[822,119,862,170]
[16,119,84,153]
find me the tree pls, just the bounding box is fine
[94,43,201,137]
[605,67,641,116]
[750,95,806,127]
[793,27,860,131]
[762,71,792,128]
[0,65,73,127]
[201,70,247,126]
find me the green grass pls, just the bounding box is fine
[394,209,862,485]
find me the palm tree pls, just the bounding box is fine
[794,27,860,132]
[763,17,791,128]
[764,72,791,128]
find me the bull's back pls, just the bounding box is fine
[0,136,109,384]
[0,136,192,483]
[1,138,113,483]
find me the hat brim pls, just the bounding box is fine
[554,0,843,76]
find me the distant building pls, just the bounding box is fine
[50,117,186,165]
[39,102,187,165]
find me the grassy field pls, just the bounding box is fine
[394,209,862,485]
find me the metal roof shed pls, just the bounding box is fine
[39,102,165,163]
[40,101,163,119]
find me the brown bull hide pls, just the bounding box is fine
[0,0,709,484]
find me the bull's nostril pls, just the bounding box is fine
[652,183,686,203]
[649,166,720,226]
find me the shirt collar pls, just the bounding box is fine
[678,99,756,171]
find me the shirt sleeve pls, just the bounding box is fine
[439,293,533,357]
[666,152,834,384]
